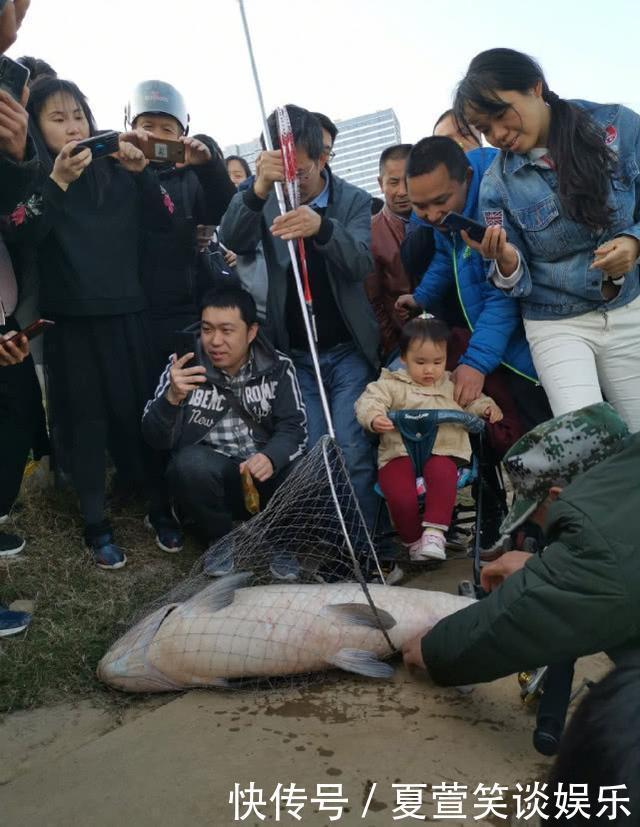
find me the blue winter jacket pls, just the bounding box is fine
[412,147,537,381]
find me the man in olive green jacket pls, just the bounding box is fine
[403,403,640,686]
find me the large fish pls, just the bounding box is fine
[97,574,474,692]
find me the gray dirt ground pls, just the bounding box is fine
[0,559,609,827]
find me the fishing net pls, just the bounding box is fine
[132,436,384,621]
[97,437,408,692]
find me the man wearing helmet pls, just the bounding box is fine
[123,80,236,552]
[124,80,236,369]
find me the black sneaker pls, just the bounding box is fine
[0,532,26,557]
[144,512,184,553]
[85,524,126,571]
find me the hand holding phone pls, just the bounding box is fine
[178,136,211,168]
[0,331,29,366]
[0,59,30,162]
[3,318,55,343]
[70,131,120,159]
[440,211,487,243]
[51,142,94,190]
[174,331,199,368]
[458,221,520,278]
[0,56,30,102]
[142,137,186,164]
[0,318,53,367]
[167,333,206,406]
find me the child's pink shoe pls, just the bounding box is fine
[412,528,447,562]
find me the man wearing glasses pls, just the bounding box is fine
[220,104,380,530]
[311,111,338,164]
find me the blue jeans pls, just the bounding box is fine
[292,343,378,529]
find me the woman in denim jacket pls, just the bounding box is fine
[452,48,640,431]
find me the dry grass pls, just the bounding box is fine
[0,474,202,713]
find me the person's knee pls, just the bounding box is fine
[167,445,215,492]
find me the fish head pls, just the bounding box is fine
[97,603,185,692]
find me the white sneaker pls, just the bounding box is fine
[412,529,447,562]
[404,538,422,558]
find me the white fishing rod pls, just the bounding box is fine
[237,0,335,439]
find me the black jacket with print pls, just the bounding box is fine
[141,330,307,473]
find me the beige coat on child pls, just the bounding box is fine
[355,368,496,468]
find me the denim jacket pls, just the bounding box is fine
[480,100,640,320]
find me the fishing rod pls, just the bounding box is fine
[236,0,390,614]
[237,0,334,439]
[275,105,317,344]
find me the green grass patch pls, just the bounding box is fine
[0,477,202,713]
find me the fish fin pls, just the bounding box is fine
[328,648,395,679]
[183,572,253,614]
[322,603,396,630]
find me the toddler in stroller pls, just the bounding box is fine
[355,315,502,562]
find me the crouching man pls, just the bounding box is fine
[403,402,640,685]
[142,285,307,579]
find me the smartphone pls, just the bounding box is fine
[0,56,30,102]
[70,131,120,159]
[440,211,487,243]
[174,331,199,368]
[3,318,55,344]
[143,137,185,164]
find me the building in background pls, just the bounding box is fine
[331,109,401,196]
[223,108,401,196]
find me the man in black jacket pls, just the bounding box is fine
[142,286,307,580]
[124,79,237,375]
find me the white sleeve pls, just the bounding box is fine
[489,248,524,289]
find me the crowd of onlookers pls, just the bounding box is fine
[3,0,640,795]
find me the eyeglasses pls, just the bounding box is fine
[323,146,336,160]
[294,161,317,181]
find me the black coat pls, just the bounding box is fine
[141,134,236,328]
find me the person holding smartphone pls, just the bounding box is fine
[0,0,41,636]
[454,48,640,431]
[123,80,236,374]
[6,77,174,570]
[395,137,552,552]
[395,137,547,427]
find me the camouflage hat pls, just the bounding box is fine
[500,402,630,536]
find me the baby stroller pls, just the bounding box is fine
[371,407,507,595]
